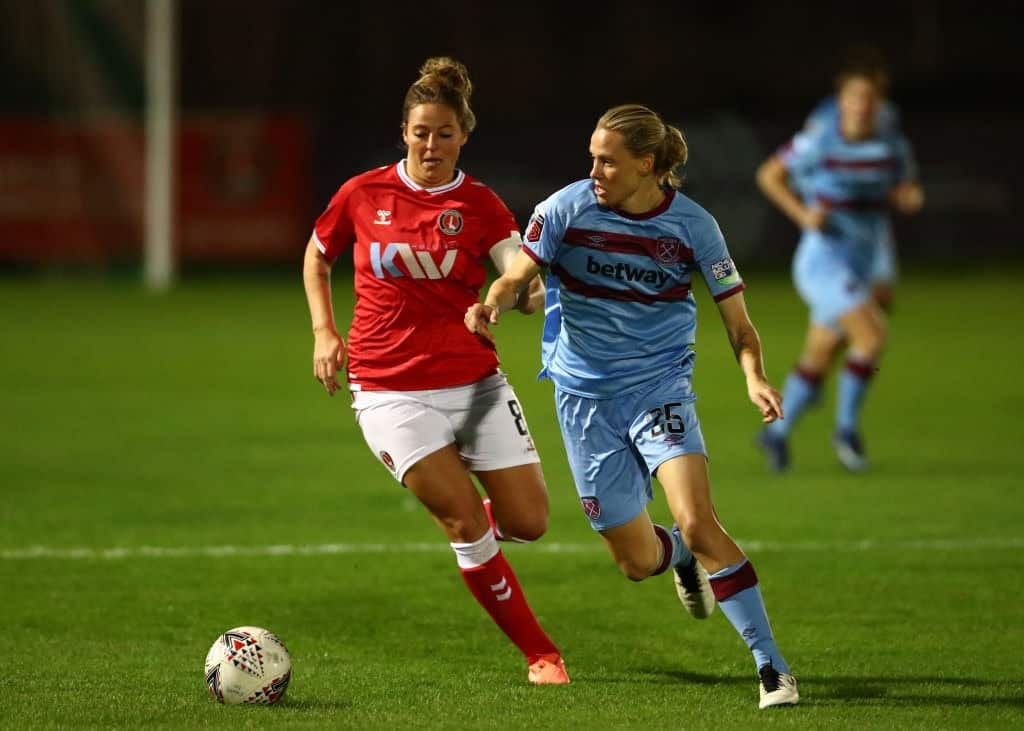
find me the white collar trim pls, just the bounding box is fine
[396,160,465,194]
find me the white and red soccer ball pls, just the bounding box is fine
[204,626,291,705]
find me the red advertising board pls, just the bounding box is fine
[0,115,311,265]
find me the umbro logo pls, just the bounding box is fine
[373,209,392,225]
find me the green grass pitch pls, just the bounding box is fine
[2,270,1023,729]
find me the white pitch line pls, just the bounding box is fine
[1,536,1022,561]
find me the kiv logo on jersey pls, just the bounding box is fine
[437,209,463,235]
[370,242,457,280]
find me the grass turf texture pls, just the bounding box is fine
[2,271,1023,729]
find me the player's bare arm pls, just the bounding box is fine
[756,155,826,231]
[488,234,545,314]
[302,236,346,396]
[517,275,546,314]
[466,249,541,343]
[716,292,783,423]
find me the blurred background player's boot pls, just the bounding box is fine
[756,430,790,473]
[758,663,799,709]
[833,430,868,472]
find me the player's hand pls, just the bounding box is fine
[889,181,924,215]
[465,303,499,344]
[747,376,784,424]
[312,328,346,396]
[801,205,828,231]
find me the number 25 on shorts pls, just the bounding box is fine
[646,402,684,437]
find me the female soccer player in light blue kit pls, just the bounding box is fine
[801,48,903,312]
[466,105,798,709]
[756,59,924,473]
[802,94,901,310]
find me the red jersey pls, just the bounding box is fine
[314,161,519,391]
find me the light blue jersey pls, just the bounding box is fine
[797,96,906,286]
[524,179,745,400]
[790,96,902,202]
[778,116,916,326]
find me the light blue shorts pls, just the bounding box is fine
[869,221,898,285]
[793,235,871,331]
[554,369,707,531]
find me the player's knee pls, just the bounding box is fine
[863,325,887,359]
[501,513,548,543]
[800,342,835,373]
[849,322,886,360]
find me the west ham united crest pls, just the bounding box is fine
[656,236,682,264]
[581,497,601,520]
[437,209,463,235]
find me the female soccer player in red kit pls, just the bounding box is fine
[302,57,569,684]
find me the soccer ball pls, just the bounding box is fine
[204,626,292,705]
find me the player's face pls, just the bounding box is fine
[402,103,468,187]
[589,127,654,208]
[838,76,881,139]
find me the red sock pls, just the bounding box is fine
[460,550,559,664]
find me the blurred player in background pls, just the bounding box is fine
[467,104,798,709]
[302,57,568,684]
[799,47,903,311]
[755,53,924,473]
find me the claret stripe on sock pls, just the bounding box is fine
[844,359,876,381]
[794,366,824,386]
[709,560,759,601]
[651,525,674,576]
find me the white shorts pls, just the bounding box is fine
[352,372,540,484]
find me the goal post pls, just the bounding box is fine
[144,0,177,291]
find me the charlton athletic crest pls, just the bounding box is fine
[380,451,396,471]
[438,209,463,235]
[581,497,601,520]
[656,236,682,265]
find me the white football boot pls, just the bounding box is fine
[758,663,799,709]
[673,557,715,619]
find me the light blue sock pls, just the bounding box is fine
[836,355,875,433]
[766,369,822,439]
[670,525,694,568]
[652,524,694,574]
[709,560,789,673]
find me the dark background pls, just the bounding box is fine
[1,0,1020,266]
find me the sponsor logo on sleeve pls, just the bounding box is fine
[525,213,545,243]
[711,257,741,286]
